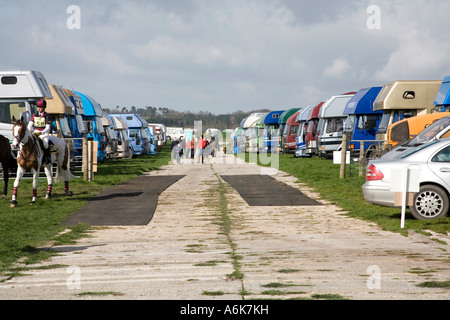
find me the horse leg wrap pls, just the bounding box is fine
[11,187,18,203]
[64,181,73,196]
[31,189,37,204]
[46,184,52,198]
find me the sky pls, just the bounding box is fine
[1,0,450,114]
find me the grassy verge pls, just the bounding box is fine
[0,145,172,277]
[240,152,450,237]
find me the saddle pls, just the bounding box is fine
[35,136,58,155]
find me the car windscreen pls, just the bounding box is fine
[400,140,440,158]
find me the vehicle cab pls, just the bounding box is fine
[317,92,355,158]
[0,70,52,141]
[294,105,314,157]
[373,80,442,148]
[109,113,149,157]
[109,115,131,159]
[343,87,382,157]
[75,91,107,163]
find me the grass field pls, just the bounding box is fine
[239,152,450,238]
[0,145,172,277]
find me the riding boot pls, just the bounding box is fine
[43,147,51,164]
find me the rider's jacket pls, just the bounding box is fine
[30,111,51,132]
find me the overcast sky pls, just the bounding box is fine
[1,0,449,114]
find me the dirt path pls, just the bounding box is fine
[0,152,449,300]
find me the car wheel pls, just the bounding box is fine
[410,185,449,220]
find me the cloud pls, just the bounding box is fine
[323,58,352,79]
[374,37,449,81]
[1,0,450,114]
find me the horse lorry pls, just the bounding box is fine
[434,75,450,112]
[261,110,285,153]
[0,70,52,142]
[64,89,87,164]
[279,108,301,153]
[381,76,450,151]
[109,113,150,157]
[317,92,355,158]
[75,91,107,163]
[242,112,266,153]
[294,105,314,157]
[303,102,323,157]
[342,87,382,159]
[372,80,441,156]
[101,115,119,160]
[109,116,131,159]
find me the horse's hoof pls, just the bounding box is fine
[1,195,5,199]
[45,195,51,199]
[65,190,73,196]
[29,201,36,205]
[10,201,17,208]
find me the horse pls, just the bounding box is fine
[10,117,73,207]
[0,134,13,199]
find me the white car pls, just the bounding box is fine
[362,137,450,220]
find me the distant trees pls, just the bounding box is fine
[101,106,270,130]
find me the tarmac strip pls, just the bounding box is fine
[62,175,185,226]
[220,174,321,206]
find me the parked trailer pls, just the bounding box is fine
[281,110,301,154]
[373,80,442,152]
[317,92,355,158]
[75,91,107,163]
[278,108,301,153]
[0,70,52,141]
[294,105,314,157]
[343,87,382,158]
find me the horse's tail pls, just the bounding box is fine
[56,143,75,182]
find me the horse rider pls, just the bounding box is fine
[28,99,52,164]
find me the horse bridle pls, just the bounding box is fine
[12,122,37,161]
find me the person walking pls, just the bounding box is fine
[190,137,195,159]
[196,136,206,163]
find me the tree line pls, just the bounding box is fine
[103,106,271,130]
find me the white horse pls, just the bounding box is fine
[10,117,73,207]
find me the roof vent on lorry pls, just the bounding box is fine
[1,76,17,85]
[403,91,415,99]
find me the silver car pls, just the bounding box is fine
[362,137,450,220]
